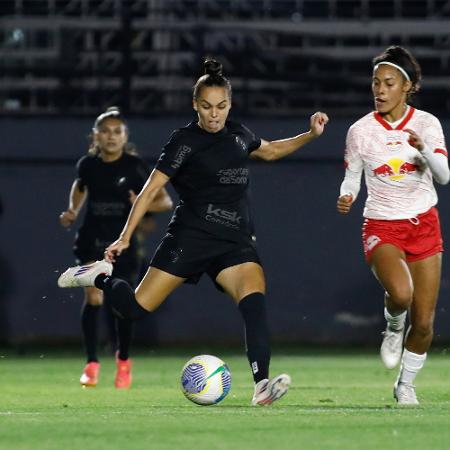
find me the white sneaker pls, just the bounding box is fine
[394,381,419,405]
[380,326,404,369]
[251,373,291,406]
[57,260,113,288]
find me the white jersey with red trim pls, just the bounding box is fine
[341,106,449,220]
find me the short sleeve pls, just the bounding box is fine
[240,124,261,154]
[154,130,192,178]
[76,156,89,190]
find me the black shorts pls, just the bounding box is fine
[150,229,261,290]
[74,233,141,287]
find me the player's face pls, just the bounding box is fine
[95,118,128,158]
[372,65,411,118]
[193,86,231,133]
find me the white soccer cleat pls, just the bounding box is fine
[380,326,404,369]
[251,373,291,406]
[57,260,113,288]
[394,381,419,405]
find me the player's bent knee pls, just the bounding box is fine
[135,288,168,312]
[386,288,412,310]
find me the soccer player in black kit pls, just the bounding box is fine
[59,107,172,388]
[59,60,329,404]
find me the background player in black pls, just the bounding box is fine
[59,107,172,388]
[58,60,328,404]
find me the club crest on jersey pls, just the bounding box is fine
[385,133,403,151]
[234,135,246,151]
[372,157,418,181]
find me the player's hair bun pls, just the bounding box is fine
[204,59,223,77]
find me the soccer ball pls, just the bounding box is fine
[180,355,232,406]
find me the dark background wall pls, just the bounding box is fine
[1,116,450,346]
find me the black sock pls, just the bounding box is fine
[94,274,149,321]
[81,303,101,363]
[102,301,118,354]
[238,292,271,383]
[116,318,133,360]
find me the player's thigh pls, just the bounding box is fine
[215,262,266,304]
[135,266,186,312]
[84,286,103,305]
[370,243,413,301]
[407,253,442,323]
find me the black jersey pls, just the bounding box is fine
[155,120,261,242]
[76,152,150,243]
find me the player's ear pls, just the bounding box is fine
[403,79,412,93]
[192,99,198,111]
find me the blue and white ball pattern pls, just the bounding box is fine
[181,355,232,405]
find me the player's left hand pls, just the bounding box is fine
[337,194,353,214]
[310,111,329,137]
[403,128,424,151]
[104,238,130,263]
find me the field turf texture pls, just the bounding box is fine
[1,348,449,450]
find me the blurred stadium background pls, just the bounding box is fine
[1,0,450,349]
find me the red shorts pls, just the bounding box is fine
[362,207,443,263]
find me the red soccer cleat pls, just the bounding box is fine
[80,361,100,387]
[115,352,132,389]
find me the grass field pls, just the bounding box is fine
[1,348,449,450]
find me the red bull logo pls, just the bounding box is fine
[373,158,418,181]
[386,134,403,151]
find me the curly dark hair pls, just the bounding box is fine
[373,46,422,100]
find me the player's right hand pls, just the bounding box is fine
[59,209,77,227]
[104,238,130,263]
[337,194,353,214]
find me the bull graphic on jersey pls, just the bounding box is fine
[373,157,418,181]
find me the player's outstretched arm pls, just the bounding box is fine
[250,111,329,161]
[105,169,170,262]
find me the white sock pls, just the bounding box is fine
[398,349,426,385]
[384,307,406,331]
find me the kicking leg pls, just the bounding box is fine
[94,266,186,319]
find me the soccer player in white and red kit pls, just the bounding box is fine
[337,46,449,404]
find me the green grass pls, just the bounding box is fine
[1,349,449,450]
